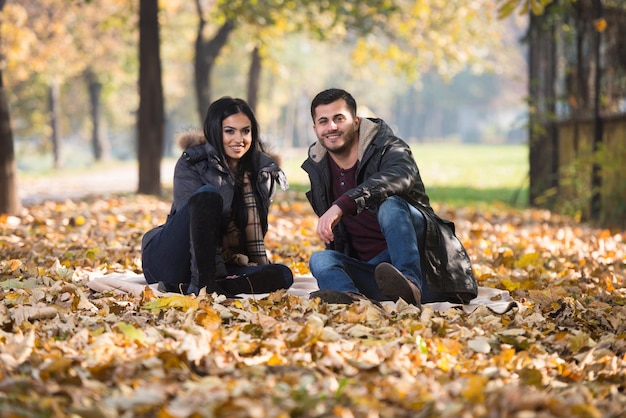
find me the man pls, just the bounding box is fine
[302,88,477,307]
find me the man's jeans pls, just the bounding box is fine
[309,196,448,303]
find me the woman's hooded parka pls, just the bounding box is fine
[142,130,287,252]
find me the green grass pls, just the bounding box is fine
[412,143,528,207]
[280,144,529,208]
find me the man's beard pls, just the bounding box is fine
[322,125,357,156]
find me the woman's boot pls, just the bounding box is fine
[186,191,234,297]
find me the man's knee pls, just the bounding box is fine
[380,195,410,211]
[309,251,326,274]
[378,196,410,222]
[378,196,426,235]
[309,250,339,273]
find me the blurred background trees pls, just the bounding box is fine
[1,0,521,167]
[0,0,624,226]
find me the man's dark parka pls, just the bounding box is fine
[302,118,477,303]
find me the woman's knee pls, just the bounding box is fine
[194,184,220,195]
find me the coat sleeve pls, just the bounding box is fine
[345,138,422,213]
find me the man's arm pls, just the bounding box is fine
[316,204,343,244]
[346,138,422,213]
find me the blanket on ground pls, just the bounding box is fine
[86,271,519,314]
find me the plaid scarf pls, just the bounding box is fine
[221,172,269,266]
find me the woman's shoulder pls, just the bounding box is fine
[258,149,282,168]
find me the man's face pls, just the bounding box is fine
[312,99,360,156]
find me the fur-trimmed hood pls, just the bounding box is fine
[177,130,207,149]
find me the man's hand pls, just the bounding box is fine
[317,204,343,244]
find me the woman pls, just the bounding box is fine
[141,97,292,296]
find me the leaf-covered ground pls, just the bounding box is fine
[0,191,624,417]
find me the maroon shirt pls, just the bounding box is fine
[329,158,387,261]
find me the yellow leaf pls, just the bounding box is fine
[603,277,615,292]
[519,367,544,388]
[593,18,607,33]
[267,354,283,366]
[530,0,546,15]
[196,306,222,330]
[572,403,602,418]
[86,247,100,260]
[568,331,590,352]
[141,285,157,303]
[501,278,521,291]
[7,259,22,272]
[461,375,488,404]
[286,323,320,348]
[117,321,146,343]
[437,355,450,372]
[496,348,516,367]
[143,295,199,312]
[514,252,541,269]
[441,338,464,355]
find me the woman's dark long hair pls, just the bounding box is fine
[203,97,266,237]
[203,97,264,180]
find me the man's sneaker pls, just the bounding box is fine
[309,289,359,304]
[374,262,422,308]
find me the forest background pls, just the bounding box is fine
[2,0,527,178]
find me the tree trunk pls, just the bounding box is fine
[590,0,604,220]
[0,70,20,215]
[85,68,109,162]
[0,0,19,215]
[137,0,164,195]
[49,80,63,169]
[247,45,261,113]
[194,0,235,123]
[528,9,558,207]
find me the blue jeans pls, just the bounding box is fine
[309,196,448,303]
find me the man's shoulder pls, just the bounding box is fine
[361,119,408,149]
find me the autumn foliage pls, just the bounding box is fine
[0,192,625,417]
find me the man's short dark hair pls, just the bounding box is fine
[310,88,357,121]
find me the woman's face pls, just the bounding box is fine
[222,112,252,170]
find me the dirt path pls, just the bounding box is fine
[18,160,176,205]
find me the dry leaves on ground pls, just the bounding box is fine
[0,192,625,417]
